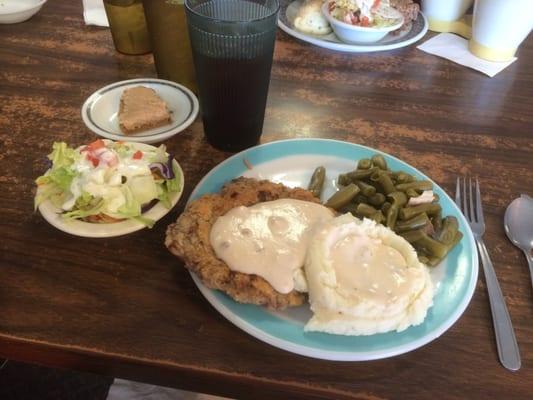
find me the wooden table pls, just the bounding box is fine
[1,1,532,399]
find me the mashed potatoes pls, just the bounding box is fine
[304,213,434,335]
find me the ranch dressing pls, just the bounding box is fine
[210,199,334,294]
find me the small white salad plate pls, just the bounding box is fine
[81,78,199,144]
[37,142,184,238]
[0,0,47,24]
[188,139,478,361]
[279,0,428,53]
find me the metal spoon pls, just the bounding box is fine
[504,194,533,291]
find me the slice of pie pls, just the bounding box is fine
[118,86,172,134]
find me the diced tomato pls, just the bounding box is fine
[85,139,106,152]
[133,150,143,160]
[86,153,99,167]
[372,0,381,9]
[361,16,370,27]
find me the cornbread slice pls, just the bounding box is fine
[118,86,171,134]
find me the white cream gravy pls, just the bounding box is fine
[210,199,334,294]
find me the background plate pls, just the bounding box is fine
[189,139,478,361]
[278,0,428,53]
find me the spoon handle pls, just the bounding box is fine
[524,250,533,292]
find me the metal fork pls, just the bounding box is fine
[456,177,521,371]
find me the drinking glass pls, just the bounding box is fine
[185,0,279,152]
[142,0,197,92]
[103,0,151,55]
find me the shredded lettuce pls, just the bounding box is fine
[156,163,182,208]
[62,197,105,220]
[35,142,80,209]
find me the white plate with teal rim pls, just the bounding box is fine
[188,139,478,361]
[278,0,428,53]
[38,142,184,238]
[81,78,199,144]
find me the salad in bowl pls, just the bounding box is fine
[35,139,184,236]
[323,0,404,43]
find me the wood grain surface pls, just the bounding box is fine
[1,1,532,399]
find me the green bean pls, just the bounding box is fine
[354,180,376,197]
[426,231,463,266]
[395,180,433,192]
[400,229,449,258]
[426,256,442,267]
[337,173,351,186]
[405,188,420,198]
[399,203,442,220]
[340,203,358,215]
[325,183,360,210]
[394,212,431,233]
[308,166,325,197]
[367,192,386,206]
[387,191,408,207]
[371,154,387,170]
[418,255,430,265]
[450,230,463,248]
[400,229,425,243]
[354,194,369,204]
[357,158,372,170]
[394,171,410,184]
[431,210,443,233]
[369,210,385,224]
[356,203,378,218]
[371,171,396,194]
[345,167,379,182]
[385,203,399,229]
[381,201,392,214]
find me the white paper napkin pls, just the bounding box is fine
[83,0,109,27]
[417,33,517,77]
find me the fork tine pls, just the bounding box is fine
[463,176,469,219]
[469,177,475,222]
[475,178,485,225]
[455,177,462,208]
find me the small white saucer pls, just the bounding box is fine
[37,142,185,238]
[81,78,199,144]
[0,0,47,24]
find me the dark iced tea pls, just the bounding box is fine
[192,51,274,151]
[185,0,279,152]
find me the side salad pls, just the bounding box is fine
[328,0,402,28]
[35,139,181,227]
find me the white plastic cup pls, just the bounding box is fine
[469,0,533,61]
[421,0,473,22]
[421,0,473,37]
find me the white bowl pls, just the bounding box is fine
[321,3,404,44]
[0,0,47,24]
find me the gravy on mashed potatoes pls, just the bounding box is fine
[304,213,434,335]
